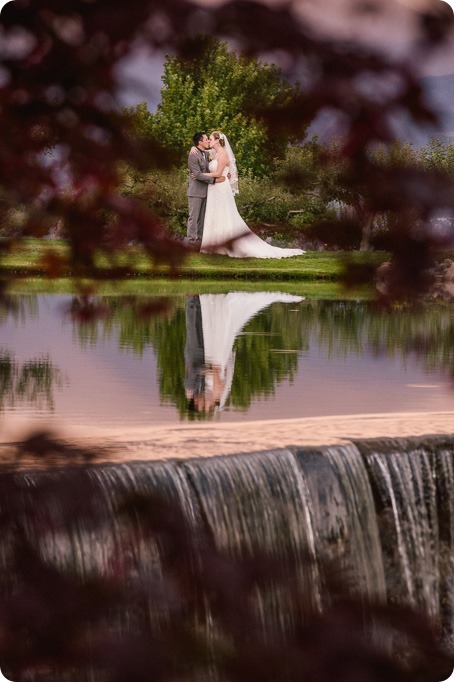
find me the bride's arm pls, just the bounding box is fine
[203,151,229,178]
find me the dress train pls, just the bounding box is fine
[201,160,305,259]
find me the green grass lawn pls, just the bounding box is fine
[1,238,389,282]
[5,238,453,299]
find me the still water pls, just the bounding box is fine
[0,291,453,433]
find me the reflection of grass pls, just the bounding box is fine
[1,238,388,281]
[0,351,65,411]
[8,278,375,300]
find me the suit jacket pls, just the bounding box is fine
[187,150,214,197]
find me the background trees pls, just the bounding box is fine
[131,38,301,177]
[121,36,454,252]
[119,127,454,250]
[312,138,454,252]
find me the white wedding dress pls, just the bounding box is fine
[201,160,305,259]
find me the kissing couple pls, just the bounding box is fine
[186,131,305,259]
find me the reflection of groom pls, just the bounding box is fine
[184,294,206,410]
[186,132,225,245]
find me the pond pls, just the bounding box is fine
[1,290,453,436]
[0,290,453,680]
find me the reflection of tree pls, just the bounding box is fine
[71,296,454,416]
[71,297,172,354]
[297,300,454,377]
[0,351,65,411]
[227,301,305,409]
[0,296,38,325]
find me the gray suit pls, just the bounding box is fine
[187,150,215,242]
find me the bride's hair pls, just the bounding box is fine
[211,131,225,148]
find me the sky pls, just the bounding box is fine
[116,0,454,114]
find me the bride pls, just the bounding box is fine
[197,131,305,259]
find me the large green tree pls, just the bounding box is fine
[137,38,301,177]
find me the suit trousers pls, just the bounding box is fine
[187,195,207,241]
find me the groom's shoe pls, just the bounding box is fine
[183,237,201,249]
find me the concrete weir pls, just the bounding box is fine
[0,433,452,679]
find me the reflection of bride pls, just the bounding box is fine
[198,292,304,413]
[200,132,305,259]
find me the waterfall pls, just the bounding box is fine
[181,448,321,634]
[433,440,454,644]
[294,443,387,605]
[0,435,452,649]
[181,449,317,563]
[355,435,454,632]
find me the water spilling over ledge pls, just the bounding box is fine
[0,434,452,679]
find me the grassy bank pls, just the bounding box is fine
[7,277,378,299]
[1,239,388,282]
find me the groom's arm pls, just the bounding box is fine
[188,155,215,184]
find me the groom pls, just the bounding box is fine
[186,132,225,245]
